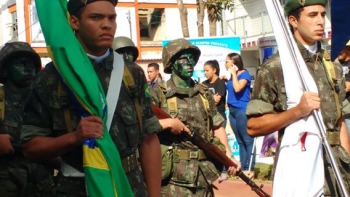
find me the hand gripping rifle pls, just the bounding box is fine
[152,104,271,197]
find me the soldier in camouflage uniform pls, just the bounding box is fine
[0,41,54,196]
[151,38,241,197]
[20,1,163,197]
[112,36,139,62]
[246,0,350,196]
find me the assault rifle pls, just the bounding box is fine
[152,104,271,197]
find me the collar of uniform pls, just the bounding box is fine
[90,49,114,70]
[295,38,323,63]
[164,77,200,98]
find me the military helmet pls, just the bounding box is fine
[112,36,139,60]
[0,41,41,73]
[162,38,201,74]
[284,0,328,16]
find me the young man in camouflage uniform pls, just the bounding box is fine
[147,63,163,89]
[20,1,165,197]
[246,0,350,195]
[0,41,53,196]
[151,38,241,197]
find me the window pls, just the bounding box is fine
[10,11,18,40]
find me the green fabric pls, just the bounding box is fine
[284,0,328,15]
[35,0,133,196]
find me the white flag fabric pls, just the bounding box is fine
[264,0,326,196]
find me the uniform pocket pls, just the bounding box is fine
[117,105,140,147]
[171,160,199,187]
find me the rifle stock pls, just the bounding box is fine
[152,104,271,197]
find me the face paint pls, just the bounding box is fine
[6,57,36,88]
[121,51,134,62]
[172,53,195,80]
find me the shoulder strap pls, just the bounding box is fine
[167,96,178,118]
[157,81,167,105]
[322,51,341,122]
[105,52,124,130]
[58,82,73,133]
[199,93,210,140]
[122,64,143,135]
[0,84,4,121]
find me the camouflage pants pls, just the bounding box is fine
[161,168,214,197]
[55,173,87,197]
[0,168,53,197]
[323,146,350,197]
[0,173,53,197]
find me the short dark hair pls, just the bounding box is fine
[204,60,220,76]
[148,63,160,71]
[227,53,244,70]
[288,7,303,34]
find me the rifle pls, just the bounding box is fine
[152,104,271,197]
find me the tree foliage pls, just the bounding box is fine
[205,0,235,23]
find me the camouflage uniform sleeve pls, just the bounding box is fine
[134,66,162,136]
[149,85,161,106]
[21,67,54,143]
[247,55,287,116]
[334,59,350,115]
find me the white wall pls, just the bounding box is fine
[15,0,25,42]
[241,50,259,79]
[0,0,17,46]
[115,7,138,46]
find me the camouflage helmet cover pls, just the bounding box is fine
[112,36,139,60]
[162,38,201,74]
[0,41,41,73]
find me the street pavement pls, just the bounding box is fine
[213,178,273,197]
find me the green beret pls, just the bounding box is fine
[67,0,118,15]
[284,0,328,16]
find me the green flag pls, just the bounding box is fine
[34,0,133,196]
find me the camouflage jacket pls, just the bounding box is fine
[0,85,53,194]
[20,50,161,195]
[247,41,348,134]
[151,77,225,187]
[0,86,28,169]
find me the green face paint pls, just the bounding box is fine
[121,50,134,62]
[6,57,36,88]
[172,53,195,80]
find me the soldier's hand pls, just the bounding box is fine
[296,92,320,118]
[0,134,14,156]
[227,157,241,176]
[73,116,103,145]
[159,118,191,135]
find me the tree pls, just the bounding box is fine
[206,0,234,36]
[197,0,205,37]
[177,0,190,37]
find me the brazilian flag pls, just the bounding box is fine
[35,0,133,196]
